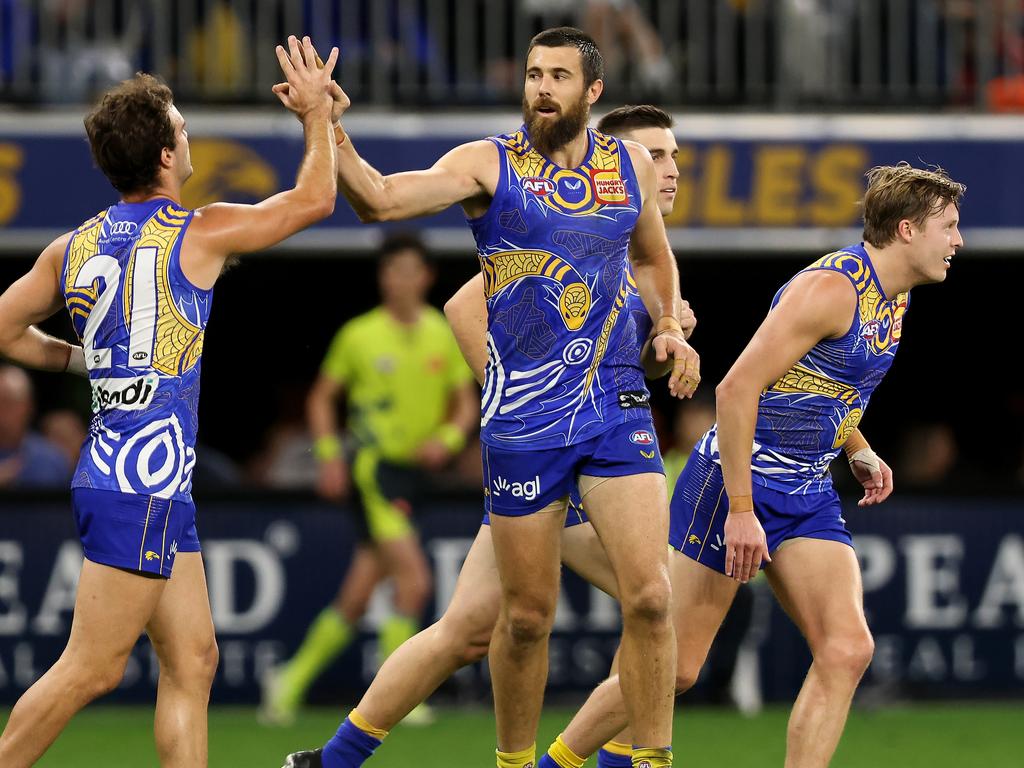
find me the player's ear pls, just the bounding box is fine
[896,218,914,243]
[159,145,175,170]
[587,78,604,105]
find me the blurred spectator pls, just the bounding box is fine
[579,0,672,95]
[38,408,86,469]
[37,0,141,102]
[256,417,318,491]
[0,366,71,489]
[897,422,959,490]
[516,0,670,92]
[185,0,250,96]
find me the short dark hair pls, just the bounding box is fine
[861,162,966,248]
[377,231,431,268]
[84,73,176,195]
[597,104,673,136]
[528,27,604,87]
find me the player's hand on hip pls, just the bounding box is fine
[316,457,350,501]
[654,332,700,399]
[853,453,894,506]
[724,507,770,583]
[272,35,339,120]
[679,299,697,339]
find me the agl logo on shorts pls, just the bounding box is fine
[492,475,542,501]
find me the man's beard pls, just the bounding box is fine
[522,93,589,158]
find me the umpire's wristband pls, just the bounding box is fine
[313,434,343,462]
[435,423,466,454]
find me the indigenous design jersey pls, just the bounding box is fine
[469,126,645,449]
[63,199,210,501]
[696,243,908,494]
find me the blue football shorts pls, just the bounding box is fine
[668,450,852,574]
[72,487,202,578]
[481,419,665,518]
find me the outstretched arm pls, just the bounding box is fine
[276,52,497,223]
[0,236,85,375]
[182,36,339,288]
[716,269,855,582]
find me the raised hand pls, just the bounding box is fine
[272,41,351,124]
[272,35,338,120]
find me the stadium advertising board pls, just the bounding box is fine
[0,113,1021,253]
[0,496,1020,704]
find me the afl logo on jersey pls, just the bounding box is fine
[522,177,555,196]
[629,429,655,445]
[861,319,880,341]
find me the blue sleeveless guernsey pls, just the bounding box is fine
[469,126,645,450]
[62,199,211,502]
[696,243,909,494]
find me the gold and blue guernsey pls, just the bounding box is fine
[469,126,663,516]
[670,244,909,572]
[62,199,208,577]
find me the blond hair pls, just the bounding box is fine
[861,162,965,248]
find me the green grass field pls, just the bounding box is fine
[8,703,1022,767]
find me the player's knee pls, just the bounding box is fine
[621,574,672,627]
[675,661,702,694]
[161,635,219,688]
[195,637,220,685]
[69,655,130,701]
[815,630,874,680]
[504,600,555,646]
[437,613,493,664]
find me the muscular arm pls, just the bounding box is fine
[444,273,487,385]
[715,270,856,502]
[180,37,339,289]
[0,235,84,373]
[334,139,497,222]
[182,109,337,289]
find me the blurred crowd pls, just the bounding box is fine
[1,0,1022,109]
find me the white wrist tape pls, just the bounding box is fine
[847,447,880,474]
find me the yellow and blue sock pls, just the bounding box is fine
[596,740,632,768]
[632,746,672,767]
[322,710,388,768]
[496,743,536,768]
[537,734,585,768]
